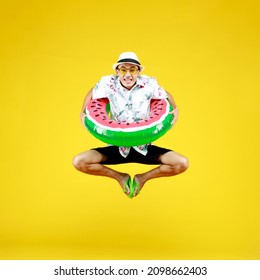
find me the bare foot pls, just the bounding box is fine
[119,173,131,196]
[133,174,144,197]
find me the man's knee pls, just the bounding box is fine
[168,156,189,174]
[178,156,189,172]
[161,151,189,173]
[72,150,104,171]
[72,154,87,171]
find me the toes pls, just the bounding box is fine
[122,175,131,195]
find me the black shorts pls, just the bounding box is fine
[92,145,172,165]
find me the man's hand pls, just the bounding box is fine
[80,111,87,127]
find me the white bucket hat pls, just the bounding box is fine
[112,52,144,71]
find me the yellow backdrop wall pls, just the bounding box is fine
[0,0,259,259]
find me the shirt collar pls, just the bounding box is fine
[136,76,145,87]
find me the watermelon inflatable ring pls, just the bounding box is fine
[84,98,174,146]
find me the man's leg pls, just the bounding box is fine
[72,150,131,195]
[133,151,189,196]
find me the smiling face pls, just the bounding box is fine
[116,63,140,90]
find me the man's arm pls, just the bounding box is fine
[166,91,179,125]
[80,88,93,127]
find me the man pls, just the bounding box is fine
[73,52,189,198]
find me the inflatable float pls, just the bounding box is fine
[84,98,174,146]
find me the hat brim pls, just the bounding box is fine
[112,62,144,72]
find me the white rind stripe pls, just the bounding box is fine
[85,101,171,133]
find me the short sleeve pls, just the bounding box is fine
[92,76,110,99]
[150,77,168,99]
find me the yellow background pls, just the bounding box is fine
[0,0,259,259]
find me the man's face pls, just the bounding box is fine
[116,63,140,90]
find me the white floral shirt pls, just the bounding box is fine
[92,75,167,157]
